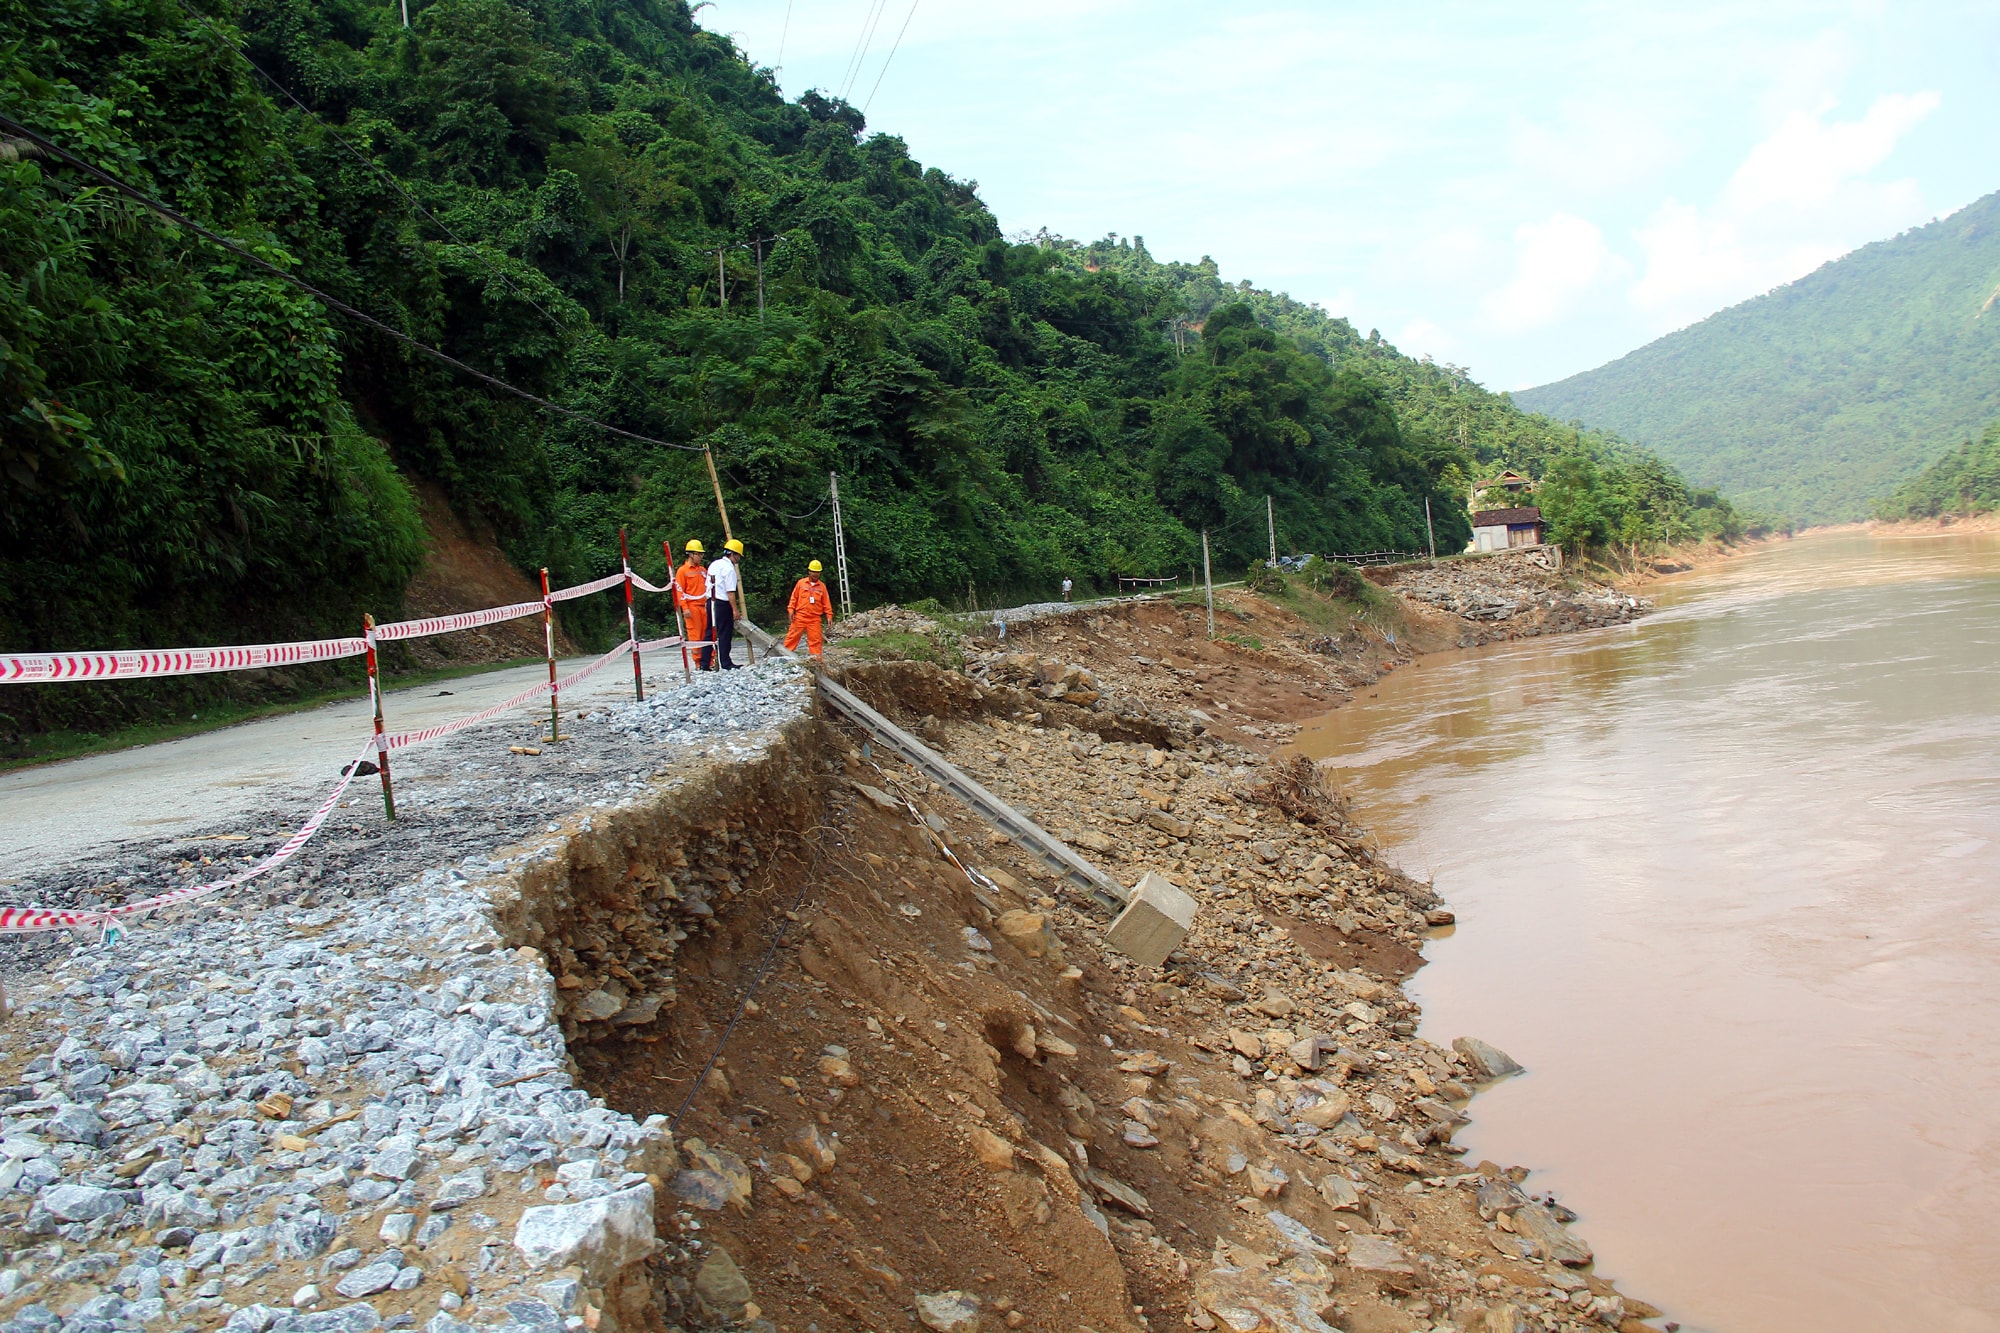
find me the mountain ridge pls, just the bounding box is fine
[1517,191,2000,524]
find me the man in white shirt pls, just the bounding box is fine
[708,538,745,669]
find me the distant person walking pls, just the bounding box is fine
[675,541,712,670]
[709,538,745,670]
[785,560,835,659]
[1061,577,1072,602]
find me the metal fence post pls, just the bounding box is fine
[620,527,643,701]
[363,614,395,820]
[540,568,561,741]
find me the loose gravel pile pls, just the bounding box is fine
[603,661,811,752]
[0,662,814,1333]
[1386,551,1648,626]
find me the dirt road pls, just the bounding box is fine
[0,652,665,878]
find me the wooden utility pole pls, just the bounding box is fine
[704,447,733,541]
[1201,530,1214,637]
[700,454,752,664]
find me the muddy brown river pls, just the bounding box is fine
[1297,531,2000,1333]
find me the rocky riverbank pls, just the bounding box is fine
[1364,551,1647,648]
[0,573,1667,1333]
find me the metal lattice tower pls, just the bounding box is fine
[829,472,854,619]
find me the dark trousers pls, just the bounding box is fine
[709,597,737,669]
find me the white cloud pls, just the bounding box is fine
[1631,91,1939,326]
[1482,215,1614,331]
[1724,91,1939,213]
[1394,317,1457,361]
[705,1,1992,388]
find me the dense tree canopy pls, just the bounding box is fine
[1876,418,2000,521]
[1,0,1741,737]
[1070,235,1766,554]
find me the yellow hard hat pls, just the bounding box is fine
[725,538,745,555]
[808,559,823,572]
[684,539,704,554]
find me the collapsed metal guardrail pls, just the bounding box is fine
[743,622,1126,911]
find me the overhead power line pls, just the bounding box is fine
[172,0,571,338]
[0,112,706,454]
[839,0,891,101]
[861,0,920,113]
[722,466,829,522]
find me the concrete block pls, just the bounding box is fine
[1104,872,1198,967]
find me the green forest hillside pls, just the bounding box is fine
[1,0,1739,737]
[1517,192,2000,524]
[1068,236,1765,549]
[1877,418,2000,520]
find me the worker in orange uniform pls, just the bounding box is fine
[784,559,835,658]
[675,540,713,670]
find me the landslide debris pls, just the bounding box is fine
[0,574,1664,1333]
[1370,549,1648,642]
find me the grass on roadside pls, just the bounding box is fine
[0,655,548,774]
[1240,560,1404,637]
[835,630,965,669]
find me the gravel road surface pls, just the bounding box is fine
[0,655,673,879]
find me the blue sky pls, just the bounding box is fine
[704,1,2000,391]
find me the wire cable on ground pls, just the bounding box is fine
[172,0,571,337]
[0,112,707,454]
[861,0,920,114]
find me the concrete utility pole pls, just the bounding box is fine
[1201,530,1214,637]
[1266,495,1278,567]
[1424,496,1436,558]
[742,236,780,323]
[698,245,731,307]
[829,471,854,619]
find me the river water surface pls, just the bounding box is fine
[1295,532,2000,1333]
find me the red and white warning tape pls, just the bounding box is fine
[2,566,675,680]
[0,568,723,934]
[0,635,661,933]
[0,734,378,934]
[548,571,629,603]
[376,639,633,753]
[373,600,545,643]
[0,638,367,683]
